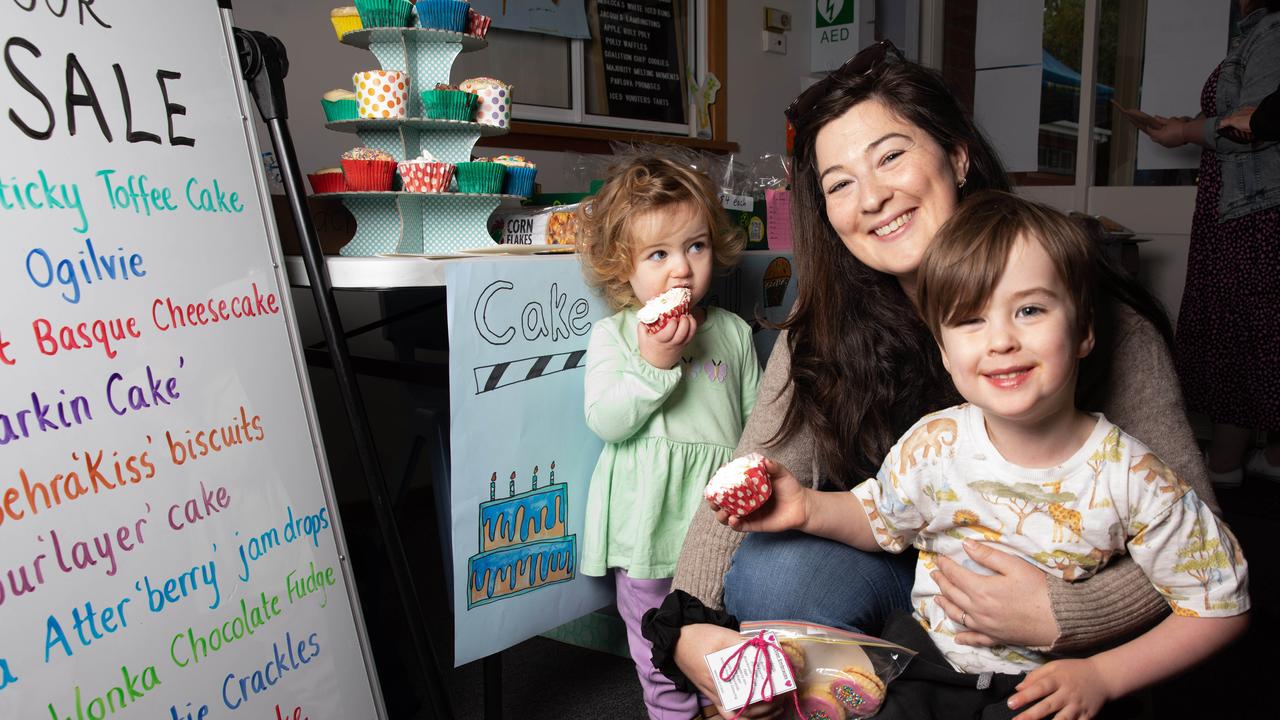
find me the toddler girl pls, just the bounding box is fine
[579,156,760,719]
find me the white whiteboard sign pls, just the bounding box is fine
[0,2,383,719]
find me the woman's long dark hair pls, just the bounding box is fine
[774,58,1171,488]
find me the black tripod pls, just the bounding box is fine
[232,27,454,720]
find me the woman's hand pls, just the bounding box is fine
[1141,115,1188,148]
[712,458,810,534]
[1218,106,1256,141]
[931,540,1058,648]
[674,623,786,719]
[637,312,698,369]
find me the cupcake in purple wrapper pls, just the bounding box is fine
[415,0,469,31]
[454,158,505,194]
[493,154,537,197]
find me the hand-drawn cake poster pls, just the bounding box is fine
[446,258,613,665]
[0,2,383,719]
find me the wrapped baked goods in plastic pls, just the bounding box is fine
[707,620,914,718]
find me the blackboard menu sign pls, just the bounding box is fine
[592,0,687,124]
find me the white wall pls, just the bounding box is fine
[725,0,813,161]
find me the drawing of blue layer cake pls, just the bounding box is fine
[467,469,576,608]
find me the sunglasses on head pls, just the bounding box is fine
[784,39,904,124]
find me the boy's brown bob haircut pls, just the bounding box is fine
[918,190,1097,346]
[578,156,743,311]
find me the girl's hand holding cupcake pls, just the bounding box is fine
[635,311,697,370]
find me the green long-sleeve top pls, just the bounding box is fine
[581,306,759,579]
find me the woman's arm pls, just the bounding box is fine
[1201,17,1280,151]
[671,330,817,608]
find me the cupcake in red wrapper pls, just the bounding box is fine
[466,8,492,37]
[637,286,691,333]
[705,453,772,517]
[340,147,397,191]
[307,167,348,194]
[398,151,455,193]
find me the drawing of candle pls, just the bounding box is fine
[489,472,496,501]
[509,471,516,497]
[532,465,539,490]
[550,461,555,484]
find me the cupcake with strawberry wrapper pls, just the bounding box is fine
[705,452,772,517]
[493,154,537,197]
[398,151,455,193]
[636,286,691,333]
[341,147,397,191]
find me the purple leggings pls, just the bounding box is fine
[614,570,701,719]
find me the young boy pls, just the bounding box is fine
[717,191,1248,719]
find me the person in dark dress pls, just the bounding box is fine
[1142,0,1280,487]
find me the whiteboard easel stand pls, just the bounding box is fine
[233,26,455,720]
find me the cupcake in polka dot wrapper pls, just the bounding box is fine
[415,0,469,32]
[341,147,397,191]
[458,76,512,129]
[704,452,772,517]
[637,287,692,334]
[454,157,506,194]
[492,155,537,197]
[354,70,409,119]
[398,151,455,193]
[466,7,492,37]
[353,0,414,28]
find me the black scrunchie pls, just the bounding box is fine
[641,590,740,693]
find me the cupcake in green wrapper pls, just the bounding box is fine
[454,159,505,194]
[354,0,413,28]
[321,89,359,122]
[421,84,479,121]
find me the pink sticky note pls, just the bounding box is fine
[765,189,792,250]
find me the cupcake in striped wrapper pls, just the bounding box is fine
[340,147,397,191]
[492,154,537,197]
[398,151,455,193]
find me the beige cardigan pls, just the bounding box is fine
[671,307,1216,653]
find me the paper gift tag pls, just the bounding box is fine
[704,632,797,712]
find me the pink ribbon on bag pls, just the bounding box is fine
[717,632,804,720]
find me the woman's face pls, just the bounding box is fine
[814,98,969,295]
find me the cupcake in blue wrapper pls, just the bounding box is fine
[321,89,359,121]
[415,0,469,32]
[493,155,537,197]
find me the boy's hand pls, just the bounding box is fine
[1007,658,1112,720]
[637,312,697,369]
[711,458,809,534]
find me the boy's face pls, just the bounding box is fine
[627,201,713,307]
[938,236,1094,429]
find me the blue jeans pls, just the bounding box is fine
[723,531,917,634]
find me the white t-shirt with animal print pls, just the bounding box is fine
[851,403,1249,674]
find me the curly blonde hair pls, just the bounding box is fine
[578,156,744,311]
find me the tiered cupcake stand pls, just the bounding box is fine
[326,28,516,256]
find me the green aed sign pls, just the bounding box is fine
[816,0,854,28]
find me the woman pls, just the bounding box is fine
[1142,0,1280,488]
[649,44,1216,718]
